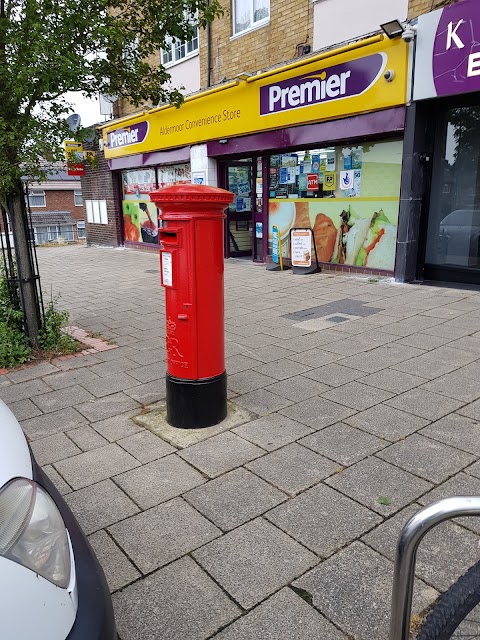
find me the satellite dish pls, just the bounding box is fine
[66,114,82,132]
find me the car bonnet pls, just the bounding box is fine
[0,399,33,486]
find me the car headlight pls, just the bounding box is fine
[0,478,71,588]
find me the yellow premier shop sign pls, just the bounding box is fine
[102,35,408,159]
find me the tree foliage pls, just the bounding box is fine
[0,0,222,199]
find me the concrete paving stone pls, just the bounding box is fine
[225,341,248,357]
[418,472,480,534]
[420,413,480,456]
[76,392,141,422]
[65,479,139,535]
[109,498,221,574]
[112,556,240,640]
[0,378,52,404]
[421,322,474,340]
[65,425,109,451]
[385,389,465,421]
[126,362,167,384]
[20,407,88,440]
[279,396,356,430]
[88,530,141,592]
[293,541,437,640]
[358,368,429,394]
[344,403,430,441]
[114,454,205,509]
[252,358,314,380]
[41,464,72,494]
[6,361,60,383]
[392,345,478,380]
[124,378,166,405]
[6,398,43,421]
[227,370,278,395]
[90,411,143,441]
[377,434,475,484]
[214,587,347,640]
[421,362,480,403]
[232,414,314,451]
[326,456,432,516]
[53,353,103,369]
[54,443,140,490]
[447,335,480,354]
[375,315,446,337]
[363,504,480,591]
[178,431,264,477]
[32,384,95,413]
[245,442,338,495]
[263,375,331,402]
[80,372,141,398]
[266,483,381,557]
[288,349,345,368]
[87,358,140,378]
[394,333,455,350]
[321,381,394,411]
[193,518,318,610]
[301,363,365,387]
[299,422,387,466]
[225,354,264,375]
[31,432,82,466]
[184,468,287,531]
[342,344,426,374]
[244,344,297,363]
[234,388,294,415]
[42,367,102,390]
[117,430,176,463]
[126,348,166,366]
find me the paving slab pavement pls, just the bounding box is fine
[4,245,480,638]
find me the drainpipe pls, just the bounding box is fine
[207,0,212,87]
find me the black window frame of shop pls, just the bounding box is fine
[414,92,480,285]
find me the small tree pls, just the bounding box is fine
[0,0,222,342]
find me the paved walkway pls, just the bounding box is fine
[3,244,480,639]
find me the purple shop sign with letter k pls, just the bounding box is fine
[259,53,386,116]
[433,0,480,96]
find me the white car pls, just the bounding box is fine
[0,398,116,640]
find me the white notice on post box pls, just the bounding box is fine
[291,229,312,267]
[162,252,173,286]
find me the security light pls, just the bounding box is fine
[380,20,404,39]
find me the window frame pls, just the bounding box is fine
[28,190,46,208]
[232,0,270,38]
[74,190,83,206]
[161,28,199,67]
[76,221,86,239]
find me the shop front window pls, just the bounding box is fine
[121,164,191,244]
[425,106,480,270]
[267,140,403,272]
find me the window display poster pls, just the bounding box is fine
[122,200,159,244]
[122,169,156,197]
[279,167,288,184]
[311,155,320,174]
[267,140,403,272]
[158,163,191,188]
[298,174,307,192]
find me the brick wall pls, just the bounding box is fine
[36,190,83,220]
[200,0,312,88]
[408,0,462,19]
[80,140,122,247]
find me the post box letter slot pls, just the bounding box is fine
[159,230,179,247]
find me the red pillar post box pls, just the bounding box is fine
[150,183,234,429]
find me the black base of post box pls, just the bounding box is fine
[166,371,227,429]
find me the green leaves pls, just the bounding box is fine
[0,0,223,200]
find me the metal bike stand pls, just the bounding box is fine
[389,496,480,640]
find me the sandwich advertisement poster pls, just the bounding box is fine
[268,140,402,272]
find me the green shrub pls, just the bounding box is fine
[38,296,78,355]
[0,321,31,368]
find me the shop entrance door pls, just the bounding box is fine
[224,160,254,258]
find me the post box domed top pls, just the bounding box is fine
[150,183,234,206]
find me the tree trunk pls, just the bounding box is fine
[8,182,40,344]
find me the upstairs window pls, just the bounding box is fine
[161,29,199,66]
[28,190,46,207]
[74,190,83,206]
[233,0,269,36]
